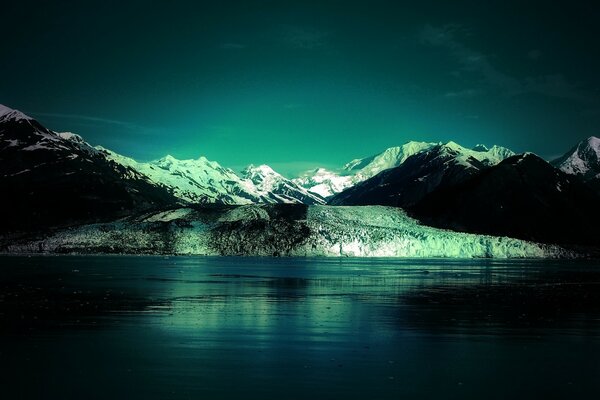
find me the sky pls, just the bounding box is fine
[2,0,600,176]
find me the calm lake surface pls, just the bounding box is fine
[1,256,599,399]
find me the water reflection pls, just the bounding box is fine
[1,256,600,399]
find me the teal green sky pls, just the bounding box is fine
[2,1,600,176]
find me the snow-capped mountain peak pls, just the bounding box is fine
[438,141,515,167]
[295,141,438,197]
[343,141,437,176]
[552,136,600,179]
[57,132,85,144]
[241,164,325,204]
[242,164,279,182]
[0,104,34,122]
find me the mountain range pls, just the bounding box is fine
[328,141,515,207]
[1,103,599,251]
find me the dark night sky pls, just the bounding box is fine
[2,0,600,176]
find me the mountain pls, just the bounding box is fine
[293,141,437,197]
[99,149,324,205]
[0,105,178,232]
[0,104,324,233]
[329,141,515,207]
[552,136,600,178]
[411,153,600,246]
[292,167,354,198]
[552,136,600,192]
[241,164,324,204]
[99,149,261,205]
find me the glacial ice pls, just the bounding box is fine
[5,205,568,258]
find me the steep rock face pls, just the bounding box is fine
[412,153,600,246]
[329,141,514,207]
[0,105,178,232]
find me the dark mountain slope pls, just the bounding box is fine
[411,153,600,246]
[0,105,178,233]
[329,142,504,207]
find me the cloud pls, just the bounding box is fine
[279,25,329,49]
[29,112,156,135]
[420,24,522,96]
[420,24,598,105]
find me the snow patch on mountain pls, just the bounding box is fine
[57,131,86,144]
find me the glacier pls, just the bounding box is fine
[3,205,569,258]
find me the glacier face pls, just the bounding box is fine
[4,205,569,258]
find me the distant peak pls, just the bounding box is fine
[0,104,16,117]
[472,144,488,152]
[57,131,85,143]
[585,136,600,147]
[243,164,277,175]
[443,140,462,149]
[0,104,33,121]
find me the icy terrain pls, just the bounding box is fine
[294,141,514,197]
[553,136,600,179]
[98,149,325,205]
[3,205,568,258]
[329,141,516,207]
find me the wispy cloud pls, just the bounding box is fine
[420,24,522,96]
[420,24,598,105]
[28,112,156,134]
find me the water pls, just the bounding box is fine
[1,256,599,399]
